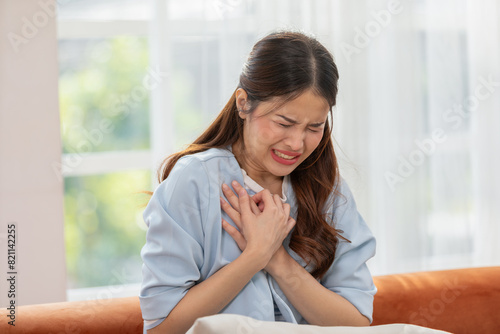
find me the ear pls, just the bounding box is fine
[235,88,249,119]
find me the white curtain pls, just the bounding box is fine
[151,0,500,276]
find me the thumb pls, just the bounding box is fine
[286,217,296,233]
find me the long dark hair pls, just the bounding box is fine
[158,31,346,279]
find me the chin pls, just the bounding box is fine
[271,165,297,177]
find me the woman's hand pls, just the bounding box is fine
[220,181,295,270]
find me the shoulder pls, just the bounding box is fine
[327,177,373,241]
[324,176,354,216]
[172,146,236,173]
[155,146,240,198]
[146,146,242,229]
[335,176,354,203]
[190,146,234,162]
[166,146,234,176]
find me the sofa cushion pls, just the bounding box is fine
[372,266,500,333]
[186,314,451,334]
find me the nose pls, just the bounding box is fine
[283,128,305,151]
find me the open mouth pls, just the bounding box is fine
[271,149,301,165]
[273,149,296,160]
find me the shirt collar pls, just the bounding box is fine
[226,144,290,203]
[240,168,289,203]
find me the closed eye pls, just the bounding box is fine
[278,123,293,128]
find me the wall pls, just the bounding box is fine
[0,0,66,306]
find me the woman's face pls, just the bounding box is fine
[236,88,330,182]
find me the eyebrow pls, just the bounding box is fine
[277,114,326,127]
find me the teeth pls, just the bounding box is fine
[274,150,295,159]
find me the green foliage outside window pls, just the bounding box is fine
[64,171,150,288]
[59,37,151,288]
[59,37,150,154]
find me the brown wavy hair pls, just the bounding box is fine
[157,31,347,279]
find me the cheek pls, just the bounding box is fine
[252,120,281,143]
[306,132,324,151]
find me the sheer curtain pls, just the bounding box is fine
[150,0,500,276]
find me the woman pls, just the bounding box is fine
[140,31,376,334]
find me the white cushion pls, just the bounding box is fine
[186,314,451,334]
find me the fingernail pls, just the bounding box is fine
[222,184,229,191]
[232,180,239,187]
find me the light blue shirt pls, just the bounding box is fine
[139,147,377,332]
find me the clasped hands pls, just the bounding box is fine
[220,181,296,273]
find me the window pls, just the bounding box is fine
[57,0,499,298]
[57,0,258,300]
[58,1,153,299]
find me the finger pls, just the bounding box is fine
[236,183,253,216]
[259,189,274,208]
[227,181,262,216]
[221,183,240,212]
[231,180,245,195]
[251,192,265,212]
[272,194,283,208]
[222,219,247,251]
[283,203,291,217]
[252,191,264,204]
[220,197,242,230]
[248,195,261,215]
[286,217,296,233]
[229,181,260,214]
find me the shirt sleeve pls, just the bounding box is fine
[139,157,211,329]
[320,177,377,323]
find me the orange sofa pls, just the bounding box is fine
[1,267,499,334]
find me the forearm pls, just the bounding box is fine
[148,250,265,334]
[267,250,370,327]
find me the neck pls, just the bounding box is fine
[231,141,283,194]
